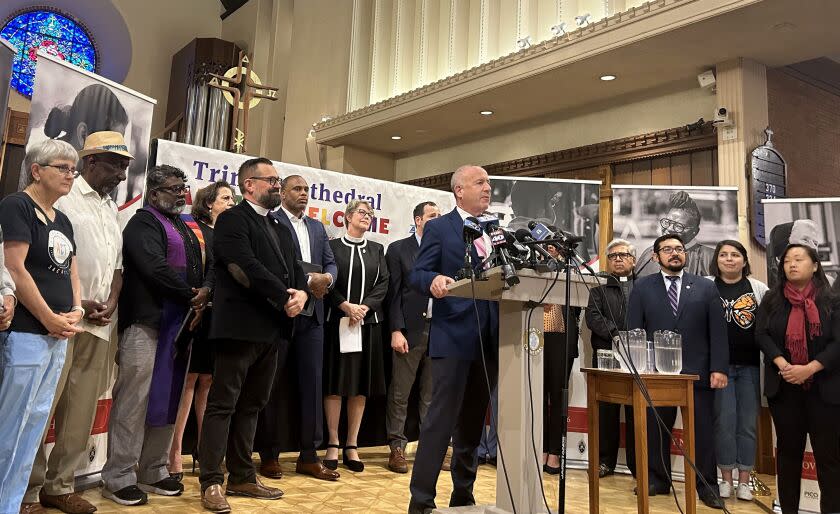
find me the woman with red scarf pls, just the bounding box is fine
[756,244,840,514]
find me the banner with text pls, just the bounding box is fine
[152,139,455,246]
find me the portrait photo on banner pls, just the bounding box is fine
[21,51,155,209]
[612,185,739,277]
[486,176,601,266]
[763,198,840,289]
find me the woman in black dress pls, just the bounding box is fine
[323,200,389,472]
[167,180,234,478]
[756,244,840,514]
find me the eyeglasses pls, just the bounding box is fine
[657,246,686,255]
[354,209,375,218]
[659,218,687,233]
[155,184,190,195]
[248,176,281,187]
[607,252,633,261]
[39,163,79,178]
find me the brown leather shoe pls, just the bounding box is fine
[388,447,409,473]
[201,484,231,513]
[295,460,340,481]
[20,503,47,514]
[259,458,283,479]
[39,491,96,514]
[226,478,283,499]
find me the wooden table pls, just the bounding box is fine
[582,368,699,514]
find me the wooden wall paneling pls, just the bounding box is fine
[632,159,651,185]
[651,156,670,185]
[670,153,691,184]
[691,149,714,186]
[613,162,633,185]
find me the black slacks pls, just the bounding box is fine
[409,354,498,510]
[257,315,323,463]
[198,339,286,489]
[769,381,840,514]
[589,353,636,475]
[647,386,717,497]
[543,331,576,455]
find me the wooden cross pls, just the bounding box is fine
[208,51,279,153]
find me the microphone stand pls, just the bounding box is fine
[555,242,591,514]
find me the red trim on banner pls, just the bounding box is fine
[44,399,112,444]
[118,193,143,211]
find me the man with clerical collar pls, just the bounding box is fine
[199,158,308,513]
[254,174,340,482]
[584,238,638,481]
[23,132,130,514]
[634,191,715,278]
[102,165,211,506]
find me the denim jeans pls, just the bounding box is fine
[0,331,67,512]
[713,364,760,471]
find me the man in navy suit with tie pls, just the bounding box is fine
[255,174,340,482]
[628,233,728,509]
[408,165,498,514]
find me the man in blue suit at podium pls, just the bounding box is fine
[408,165,499,514]
[628,233,728,509]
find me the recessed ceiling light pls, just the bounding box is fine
[391,135,402,140]
[480,110,494,116]
[600,75,616,81]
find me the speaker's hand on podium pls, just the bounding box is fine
[430,274,454,298]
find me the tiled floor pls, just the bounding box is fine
[77,446,776,513]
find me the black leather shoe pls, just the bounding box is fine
[634,484,670,496]
[408,498,434,514]
[486,456,497,467]
[543,463,560,475]
[323,443,339,470]
[598,463,614,478]
[342,445,364,472]
[477,455,487,465]
[699,494,725,509]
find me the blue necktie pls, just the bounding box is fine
[666,276,679,317]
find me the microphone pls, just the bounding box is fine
[514,228,558,264]
[463,216,483,243]
[547,224,584,245]
[456,217,483,281]
[485,221,520,288]
[528,221,554,242]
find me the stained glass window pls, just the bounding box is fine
[1,8,98,97]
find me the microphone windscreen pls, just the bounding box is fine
[514,228,532,242]
[527,220,538,230]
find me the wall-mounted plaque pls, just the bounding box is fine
[749,128,787,247]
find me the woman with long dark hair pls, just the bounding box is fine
[756,244,840,514]
[707,239,768,501]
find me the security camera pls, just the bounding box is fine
[712,107,732,127]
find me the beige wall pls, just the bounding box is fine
[280,0,355,167]
[394,82,717,181]
[7,0,223,137]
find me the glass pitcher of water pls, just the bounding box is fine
[613,331,630,372]
[627,329,648,372]
[654,331,682,374]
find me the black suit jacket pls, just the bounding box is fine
[385,234,431,347]
[756,295,840,405]
[628,271,728,387]
[210,201,308,344]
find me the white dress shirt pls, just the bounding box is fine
[660,270,685,305]
[281,205,311,263]
[55,176,122,341]
[416,232,433,319]
[247,200,270,216]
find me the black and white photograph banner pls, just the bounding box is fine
[612,185,739,278]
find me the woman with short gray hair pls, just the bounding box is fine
[0,139,83,513]
[322,199,389,472]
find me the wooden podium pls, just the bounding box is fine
[582,368,699,514]
[434,267,603,514]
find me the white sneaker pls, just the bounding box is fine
[736,482,754,501]
[719,481,732,498]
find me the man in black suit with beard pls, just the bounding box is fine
[198,158,309,513]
